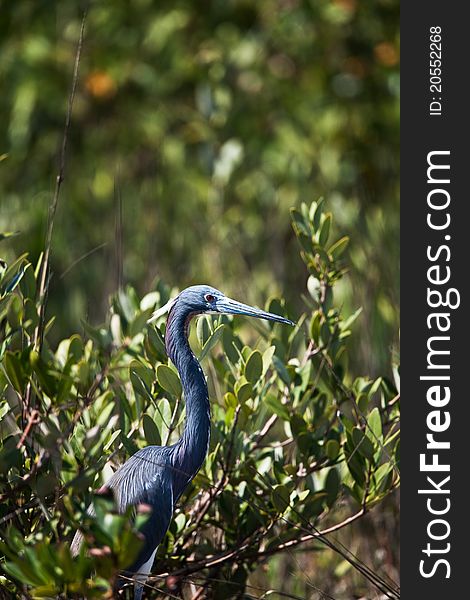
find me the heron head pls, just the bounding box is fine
[150,285,294,326]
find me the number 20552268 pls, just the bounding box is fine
[429,26,442,116]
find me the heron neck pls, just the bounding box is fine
[165,309,211,485]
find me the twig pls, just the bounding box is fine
[164,395,181,445]
[251,412,277,450]
[251,465,399,599]
[223,403,241,476]
[190,585,206,600]
[0,499,40,527]
[22,11,87,420]
[304,314,400,482]
[182,573,315,600]
[156,508,366,580]
[60,242,108,279]
[63,366,108,439]
[114,171,123,291]
[16,409,40,449]
[33,10,87,351]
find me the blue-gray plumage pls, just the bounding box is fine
[71,285,293,599]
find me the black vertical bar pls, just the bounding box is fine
[402,5,467,598]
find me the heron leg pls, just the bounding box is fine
[132,546,157,600]
[134,583,144,600]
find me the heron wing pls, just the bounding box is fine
[106,446,175,574]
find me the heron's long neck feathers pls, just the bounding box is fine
[165,307,210,490]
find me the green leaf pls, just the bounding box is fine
[357,393,368,414]
[341,307,363,331]
[224,392,237,409]
[312,197,325,230]
[3,351,27,394]
[368,377,382,398]
[302,493,327,519]
[29,350,57,398]
[0,401,10,421]
[146,326,167,361]
[328,236,349,259]
[4,266,26,294]
[352,427,375,460]
[235,380,253,404]
[19,263,36,299]
[290,413,307,436]
[346,455,366,487]
[262,345,275,375]
[2,561,31,585]
[222,328,241,365]
[156,364,182,397]
[334,560,352,578]
[307,276,321,304]
[196,315,211,347]
[290,208,308,234]
[318,213,332,246]
[264,393,289,420]
[6,295,22,331]
[143,414,161,445]
[272,355,290,385]
[395,439,400,471]
[35,473,57,499]
[309,311,321,343]
[28,585,59,597]
[296,231,312,252]
[325,439,340,460]
[373,463,392,488]
[325,467,340,507]
[81,321,111,349]
[129,310,152,338]
[120,432,139,456]
[244,350,263,383]
[272,484,290,513]
[96,395,116,426]
[129,359,154,389]
[344,433,367,486]
[130,371,153,404]
[367,407,382,440]
[320,321,331,345]
[1,254,28,293]
[199,324,224,362]
[0,436,22,473]
[154,398,172,434]
[0,231,20,242]
[103,429,122,451]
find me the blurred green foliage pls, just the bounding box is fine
[0,0,399,378]
[0,201,399,598]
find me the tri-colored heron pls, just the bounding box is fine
[72,285,293,598]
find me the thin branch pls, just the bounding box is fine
[164,395,181,445]
[60,242,107,279]
[186,574,322,600]
[251,412,277,450]
[114,171,123,291]
[16,409,40,449]
[20,11,87,422]
[252,465,399,599]
[33,10,87,351]
[156,508,366,580]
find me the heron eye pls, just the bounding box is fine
[204,294,215,303]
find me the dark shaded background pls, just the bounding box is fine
[0,0,399,377]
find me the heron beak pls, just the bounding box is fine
[216,297,295,326]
